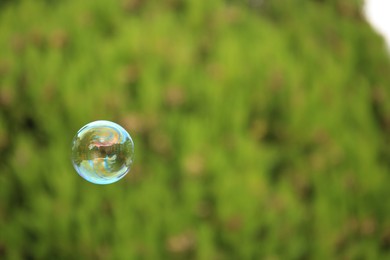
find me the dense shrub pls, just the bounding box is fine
[0,0,389,258]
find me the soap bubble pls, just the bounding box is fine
[71,120,134,184]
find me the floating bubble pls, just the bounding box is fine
[71,120,134,184]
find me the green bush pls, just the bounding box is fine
[0,0,389,259]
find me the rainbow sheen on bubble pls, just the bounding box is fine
[71,120,134,184]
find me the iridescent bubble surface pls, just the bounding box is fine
[71,120,134,184]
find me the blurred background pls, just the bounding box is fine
[1,0,390,259]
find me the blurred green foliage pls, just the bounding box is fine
[0,0,390,259]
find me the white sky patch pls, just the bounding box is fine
[364,0,390,49]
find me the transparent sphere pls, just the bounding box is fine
[71,120,134,184]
